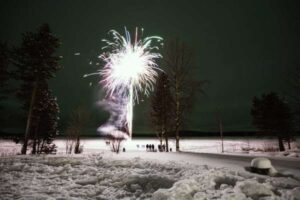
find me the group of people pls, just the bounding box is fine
[146,144,155,152]
[145,144,172,152]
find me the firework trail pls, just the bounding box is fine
[85,27,163,139]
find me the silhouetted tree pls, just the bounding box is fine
[31,84,59,154]
[108,135,124,154]
[150,72,173,151]
[163,39,206,151]
[12,24,61,154]
[251,92,294,151]
[66,106,90,154]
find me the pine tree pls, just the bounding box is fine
[31,83,59,154]
[251,92,294,151]
[12,24,61,154]
[150,72,173,151]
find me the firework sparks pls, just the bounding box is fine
[85,27,163,139]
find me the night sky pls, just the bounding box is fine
[1,0,299,134]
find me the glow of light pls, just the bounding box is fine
[85,27,162,139]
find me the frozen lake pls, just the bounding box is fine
[55,137,300,154]
[1,137,299,156]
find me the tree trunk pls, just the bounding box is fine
[159,127,163,145]
[32,139,36,154]
[75,135,80,154]
[159,134,163,145]
[278,136,285,152]
[165,135,169,152]
[37,139,40,154]
[32,117,40,154]
[219,118,224,153]
[162,124,169,152]
[40,139,45,154]
[175,91,180,152]
[215,110,224,153]
[21,81,38,155]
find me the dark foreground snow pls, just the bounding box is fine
[0,154,300,200]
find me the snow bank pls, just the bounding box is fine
[0,154,299,200]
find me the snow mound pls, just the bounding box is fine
[251,157,278,176]
[0,155,299,200]
[251,157,272,169]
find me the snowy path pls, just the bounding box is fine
[112,151,300,178]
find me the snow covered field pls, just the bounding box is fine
[0,153,300,200]
[57,137,300,157]
[1,137,299,157]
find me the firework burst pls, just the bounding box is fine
[86,27,163,138]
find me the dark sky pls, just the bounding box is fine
[1,0,299,134]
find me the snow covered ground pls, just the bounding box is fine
[57,137,300,158]
[0,152,300,200]
[1,137,300,199]
[1,138,299,158]
[1,138,300,199]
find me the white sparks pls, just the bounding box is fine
[86,27,163,139]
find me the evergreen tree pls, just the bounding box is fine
[12,24,61,154]
[31,83,59,154]
[251,92,294,151]
[150,72,173,151]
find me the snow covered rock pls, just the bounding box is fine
[251,157,278,176]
